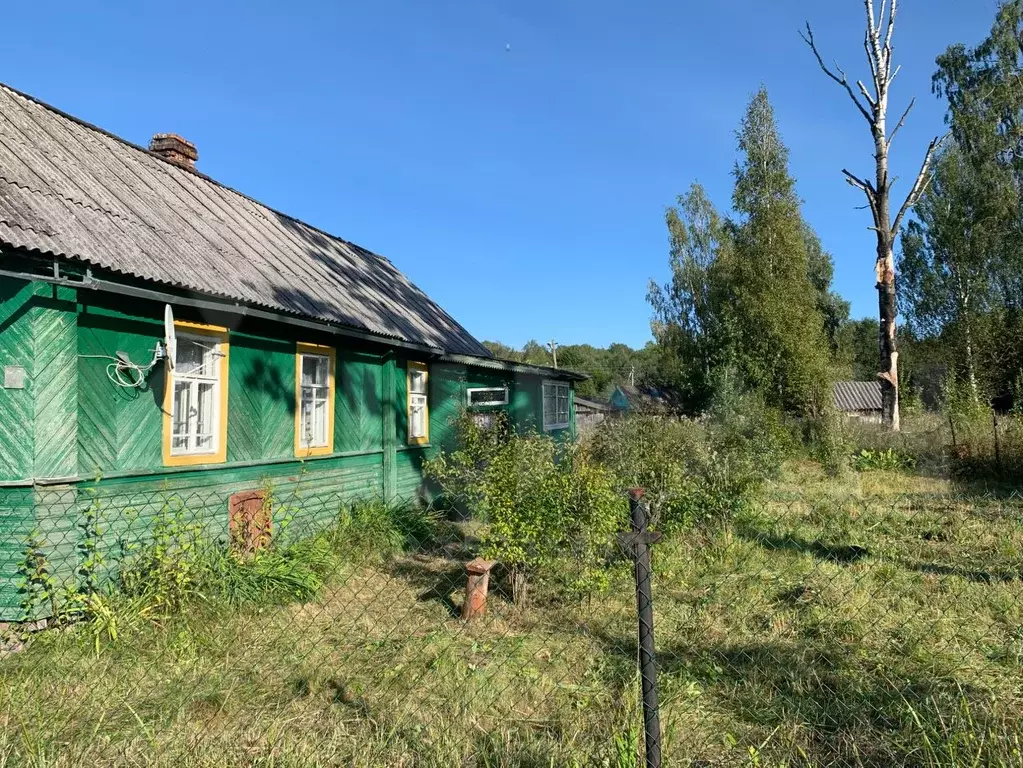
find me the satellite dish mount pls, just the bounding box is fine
[163,305,176,369]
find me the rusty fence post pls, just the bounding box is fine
[619,488,663,768]
[462,558,496,621]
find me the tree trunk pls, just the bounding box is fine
[802,2,943,434]
[876,240,900,431]
[964,311,979,405]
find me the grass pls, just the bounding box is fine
[2,471,1023,766]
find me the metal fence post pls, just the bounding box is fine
[620,488,662,768]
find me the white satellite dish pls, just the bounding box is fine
[163,304,176,370]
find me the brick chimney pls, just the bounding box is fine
[149,133,198,169]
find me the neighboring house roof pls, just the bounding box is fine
[574,397,611,412]
[611,384,681,413]
[0,82,491,357]
[442,353,587,382]
[833,381,883,412]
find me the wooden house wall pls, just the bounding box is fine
[0,278,575,620]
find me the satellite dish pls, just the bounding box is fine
[163,304,176,370]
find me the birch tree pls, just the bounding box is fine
[802,0,944,430]
[898,145,1015,402]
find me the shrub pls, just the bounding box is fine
[853,448,916,472]
[425,413,627,602]
[590,388,787,531]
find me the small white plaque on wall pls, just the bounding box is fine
[3,365,26,389]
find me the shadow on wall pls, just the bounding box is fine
[243,356,296,416]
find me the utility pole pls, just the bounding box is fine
[548,339,558,369]
[630,366,636,387]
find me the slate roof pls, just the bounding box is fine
[0,82,491,357]
[833,381,883,412]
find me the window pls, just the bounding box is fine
[542,380,571,431]
[295,343,335,457]
[408,362,429,444]
[163,324,229,466]
[467,386,509,407]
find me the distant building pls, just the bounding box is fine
[574,397,611,434]
[833,381,883,423]
[609,384,683,416]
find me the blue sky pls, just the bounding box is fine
[1,1,998,348]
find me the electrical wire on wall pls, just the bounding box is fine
[79,345,167,389]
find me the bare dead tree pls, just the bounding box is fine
[802,0,945,431]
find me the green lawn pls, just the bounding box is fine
[2,463,1023,767]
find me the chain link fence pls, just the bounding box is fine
[1,477,1023,766]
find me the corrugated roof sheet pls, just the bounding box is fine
[440,353,588,382]
[0,83,491,357]
[833,380,883,412]
[574,397,611,412]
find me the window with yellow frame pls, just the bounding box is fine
[295,343,336,457]
[407,362,429,445]
[163,322,230,466]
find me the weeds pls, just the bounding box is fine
[853,447,917,472]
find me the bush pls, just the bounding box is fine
[832,412,948,475]
[590,387,787,531]
[425,413,627,602]
[852,448,916,472]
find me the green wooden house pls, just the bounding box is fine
[0,83,581,622]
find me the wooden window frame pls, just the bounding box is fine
[162,321,230,467]
[542,380,571,432]
[294,343,336,457]
[407,361,429,445]
[466,386,509,408]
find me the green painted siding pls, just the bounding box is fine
[227,334,295,463]
[336,350,384,453]
[395,448,428,502]
[77,301,164,475]
[0,278,37,481]
[0,276,576,620]
[0,487,34,619]
[32,286,78,479]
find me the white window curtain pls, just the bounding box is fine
[299,354,331,448]
[171,336,222,455]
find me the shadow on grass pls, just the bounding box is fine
[588,627,991,766]
[739,514,1020,585]
[735,520,871,564]
[387,558,464,618]
[900,559,1020,584]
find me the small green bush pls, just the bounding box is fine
[425,413,627,602]
[590,386,786,531]
[852,448,916,472]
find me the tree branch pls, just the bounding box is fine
[865,0,884,64]
[887,97,914,148]
[857,79,877,106]
[891,133,948,235]
[864,31,880,93]
[843,169,880,221]
[884,0,898,53]
[801,23,874,124]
